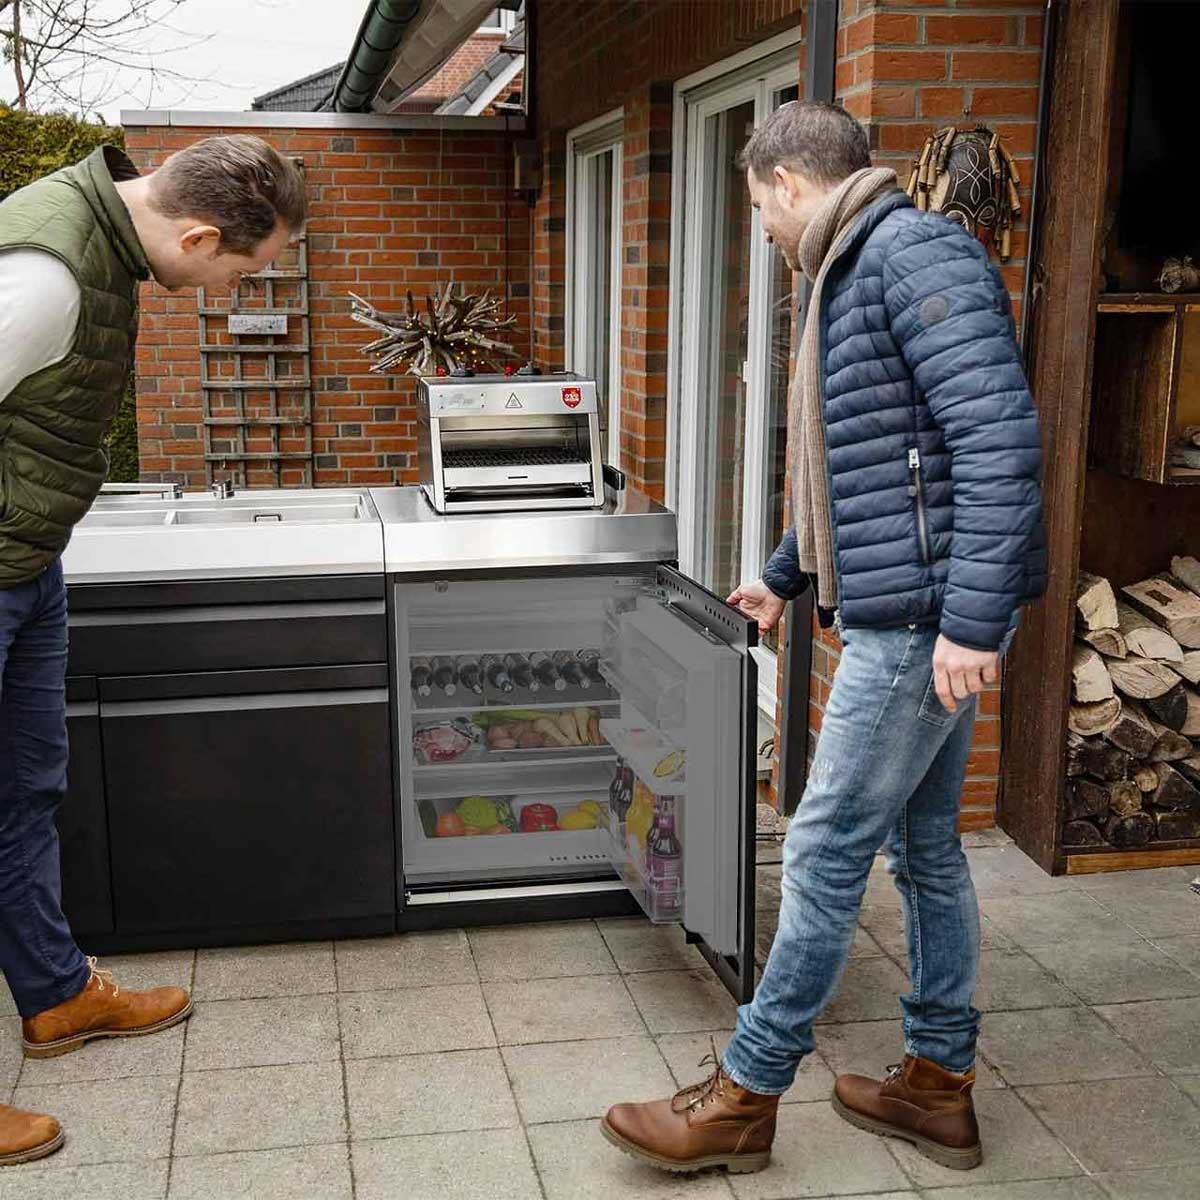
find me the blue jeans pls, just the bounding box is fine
[723,622,990,1094]
[0,559,90,1017]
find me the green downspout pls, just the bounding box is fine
[331,0,423,113]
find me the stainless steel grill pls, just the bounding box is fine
[441,447,588,470]
[418,374,605,514]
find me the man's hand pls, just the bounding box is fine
[932,634,999,713]
[727,579,787,635]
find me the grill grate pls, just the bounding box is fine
[442,447,587,469]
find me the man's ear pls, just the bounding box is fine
[179,225,222,255]
[772,164,796,206]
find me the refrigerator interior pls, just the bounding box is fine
[394,569,747,951]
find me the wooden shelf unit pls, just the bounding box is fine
[1090,294,1200,485]
[998,0,1200,876]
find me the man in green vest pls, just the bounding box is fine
[0,135,306,1165]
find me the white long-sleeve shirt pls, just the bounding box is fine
[0,248,82,405]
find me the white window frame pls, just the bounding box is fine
[478,7,517,33]
[565,108,625,467]
[667,29,802,717]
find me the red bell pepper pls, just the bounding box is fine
[519,803,559,832]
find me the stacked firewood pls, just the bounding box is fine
[1067,561,1200,849]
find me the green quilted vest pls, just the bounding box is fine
[0,145,149,587]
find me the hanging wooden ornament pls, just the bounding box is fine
[905,124,1022,261]
[349,284,519,376]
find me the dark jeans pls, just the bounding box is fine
[0,558,90,1018]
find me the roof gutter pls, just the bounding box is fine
[329,0,423,113]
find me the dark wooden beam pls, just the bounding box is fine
[999,0,1122,873]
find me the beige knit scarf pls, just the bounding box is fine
[791,166,899,610]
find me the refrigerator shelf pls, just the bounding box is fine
[598,720,684,797]
[413,758,613,800]
[605,811,682,924]
[414,746,616,771]
[598,658,685,734]
[407,622,609,657]
[412,684,614,710]
[409,791,613,882]
[409,698,619,721]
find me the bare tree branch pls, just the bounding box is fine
[3,0,211,116]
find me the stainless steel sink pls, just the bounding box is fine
[81,489,372,529]
[80,509,174,528]
[172,502,365,526]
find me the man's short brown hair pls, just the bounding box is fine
[739,100,871,187]
[150,135,307,255]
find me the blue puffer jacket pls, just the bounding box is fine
[761,189,1047,652]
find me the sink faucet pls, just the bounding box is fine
[211,479,234,500]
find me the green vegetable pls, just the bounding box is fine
[493,798,518,832]
[418,800,439,838]
[472,709,544,728]
[456,795,499,830]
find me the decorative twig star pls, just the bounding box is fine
[349,284,519,376]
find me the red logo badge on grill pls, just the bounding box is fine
[562,386,582,409]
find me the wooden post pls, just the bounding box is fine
[997,0,1122,873]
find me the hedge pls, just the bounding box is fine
[1,107,139,481]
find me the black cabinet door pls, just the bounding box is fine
[100,672,394,934]
[60,685,114,937]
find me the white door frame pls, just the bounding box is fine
[669,44,801,715]
[565,108,625,467]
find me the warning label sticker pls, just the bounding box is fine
[505,393,522,409]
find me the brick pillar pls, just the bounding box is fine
[531,133,566,372]
[617,82,673,502]
[799,0,1047,830]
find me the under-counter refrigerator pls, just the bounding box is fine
[373,487,759,1002]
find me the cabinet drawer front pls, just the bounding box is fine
[99,663,388,703]
[102,694,395,933]
[69,599,386,675]
[61,702,114,937]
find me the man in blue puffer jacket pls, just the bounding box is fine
[602,102,1046,1176]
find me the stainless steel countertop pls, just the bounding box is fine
[370,486,676,574]
[64,489,385,584]
[62,485,676,584]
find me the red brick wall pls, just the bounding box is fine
[405,32,522,114]
[533,0,805,499]
[800,0,1045,830]
[123,122,531,487]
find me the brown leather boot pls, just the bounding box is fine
[832,1055,982,1170]
[0,1103,64,1166]
[22,957,192,1059]
[601,1050,779,1174]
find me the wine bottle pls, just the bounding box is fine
[503,652,538,691]
[410,656,433,697]
[647,796,682,910]
[553,649,590,689]
[457,655,483,695]
[481,653,514,693]
[529,651,566,692]
[576,647,605,685]
[430,656,458,697]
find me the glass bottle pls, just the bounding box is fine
[504,652,538,692]
[430,656,458,697]
[576,647,606,685]
[457,655,483,696]
[646,795,682,911]
[529,651,566,692]
[409,656,432,697]
[481,653,515,694]
[553,649,589,689]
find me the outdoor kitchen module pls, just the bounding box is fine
[60,374,761,1001]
